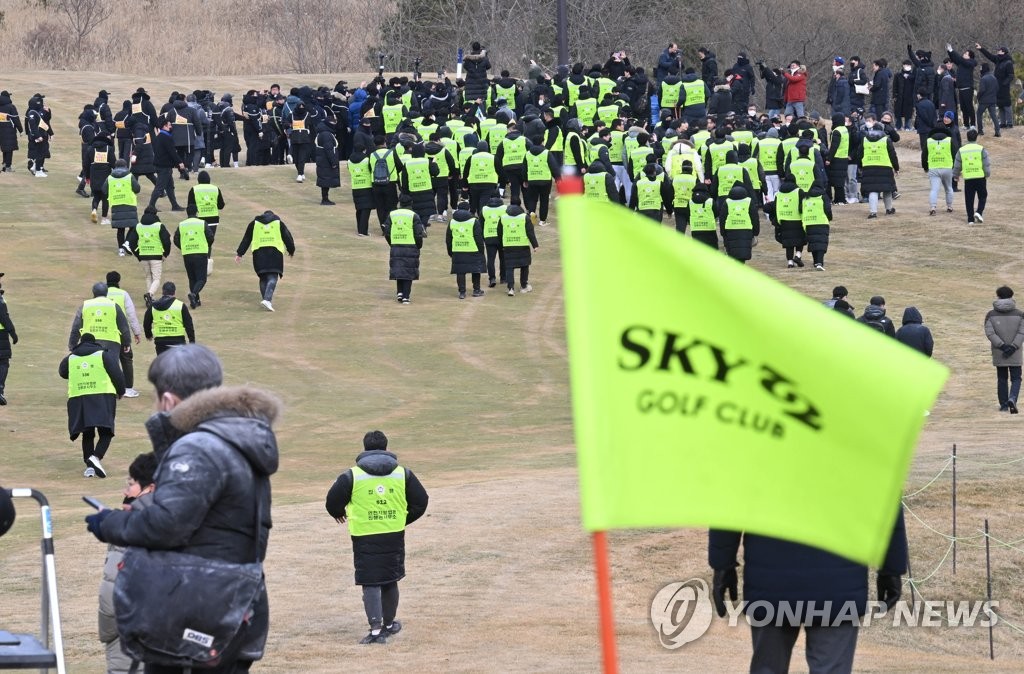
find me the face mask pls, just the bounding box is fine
[904,66,912,72]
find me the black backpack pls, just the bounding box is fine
[372,148,394,184]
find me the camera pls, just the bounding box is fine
[755,59,765,68]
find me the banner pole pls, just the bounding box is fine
[592,531,619,674]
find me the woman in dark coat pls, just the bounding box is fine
[855,125,899,217]
[58,332,125,477]
[348,148,375,236]
[445,203,486,299]
[0,90,22,172]
[382,194,425,304]
[25,94,52,175]
[802,184,833,269]
[826,113,849,204]
[129,122,156,186]
[113,100,133,160]
[767,174,805,268]
[88,135,116,224]
[496,199,539,295]
[315,116,340,205]
[462,42,492,103]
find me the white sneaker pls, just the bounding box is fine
[975,212,984,223]
[286,154,293,164]
[539,220,547,227]
[91,209,98,223]
[207,258,213,275]
[232,161,239,168]
[101,218,111,225]
[118,248,126,257]
[261,299,275,312]
[507,288,515,296]
[199,159,206,168]
[35,170,47,177]
[296,174,304,183]
[521,284,533,293]
[123,388,140,398]
[83,467,95,478]
[87,454,107,478]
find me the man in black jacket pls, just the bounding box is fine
[977,64,1001,136]
[148,117,186,211]
[0,272,17,405]
[143,281,195,355]
[946,44,977,128]
[977,44,1016,129]
[89,344,280,673]
[697,48,718,88]
[325,430,428,645]
[857,296,897,337]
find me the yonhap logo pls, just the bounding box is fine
[649,579,714,649]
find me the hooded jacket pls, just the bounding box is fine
[57,338,125,437]
[0,91,23,152]
[985,298,1024,367]
[100,386,281,662]
[236,211,296,276]
[896,307,934,356]
[144,294,195,344]
[857,304,896,337]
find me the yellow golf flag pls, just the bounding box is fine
[559,191,947,567]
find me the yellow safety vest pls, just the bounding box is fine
[405,157,432,193]
[860,138,892,168]
[959,143,985,179]
[152,299,185,338]
[636,178,662,211]
[741,158,761,190]
[832,126,850,160]
[389,210,416,245]
[584,172,611,201]
[346,465,408,536]
[575,98,597,125]
[177,218,209,255]
[525,151,552,181]
[629,147,653,179]
[790,157,816,191]
[724,198,753,230]
[487,125,508,154]
[672,173,697,207]
[501,213,529,247]
[707,142,733,174]
[136,223,164,256]
[80,297,120,343]
[660,81,683,108]
[775,190,801,221]
[481,205,504,238]
[801,195,829,228]
[382,104,404,133]
[192,184,220,218]
[449,218,478,252]
[252,219,285,252]
[107,175,136,207]
[349,157,372,189]
[67,351,115,398]
[757,138,782,173]
[105,287,128,315]
[689,199,716,231]
[926,137,953,170]
[467,152,498,184]
[716,164,745,197]
[682,80,706,106]
[500,135,527,166]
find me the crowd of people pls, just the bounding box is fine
[0,36,1021,674]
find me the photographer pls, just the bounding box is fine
[655,43,682,83]
[604,50,632,80]
[756,60,784,119]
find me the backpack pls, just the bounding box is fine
[372,148,394,185]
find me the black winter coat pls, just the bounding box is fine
[25,103,52,160]
[870,68,892,109]
[0,93,22,152]
[700,52,719,87]
[130,128,156,175]
[947,50,977,89]
[58,339,125,437]
[768,184,805,248]
[802,187,832,253]
[893,70,916,117]
[978,73,998,106]
[0,296,18,357]
[446,214,486,274]
[855,132,899,195]
[496,205,539,268]
[236,212,296,276]
[896,306,934,356]
[463,50,492,102]
[708,86,732,119]
[314,123,340,188]
[709,507,907,625]
[100,386,280,662]
[382,210,425,280]
[325,450,429,585]
[758,66,784,110]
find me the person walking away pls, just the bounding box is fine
[315,113,341,205]
[143,281,195,354]
[976,65,1000,137]
[497,199,539,296]
[325,430,429,645]
[89,133,116,225]
[463,140,500,215]
[801,184,832,270]
[98,452,158,674]
[347,146,375,237]
[289,103,314,182]
[985,286,1024,413]
[923,118,955,216]
[59,332,125,478]
[173,207,214,308]
[718,184,759,264]
[766,173,805,268]
[88,344,279,673]
[896,307,934,357]
[235,210,296,312]
[399,143,439,224]
[0,273,17,405]
[147,117,185,211]
[123,207,172,304]
[186,170,225,275]
[25,93,52,176]
[381,194,425,304]
[446,200,487,299]
[953,129,991,225]
[105,159,141,256]
[370,135,402,228]
[523,138,558,226]
[855,124,899,219]
[825,114,850,204]
[103,272,142,398]
[68,282,131,369]
[0,90,22,172]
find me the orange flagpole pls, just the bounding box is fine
[593,530,619,674]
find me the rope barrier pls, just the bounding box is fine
[904,457,953,498]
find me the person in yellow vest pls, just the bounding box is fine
[370,135,403,228]
[630,161,673,221]
[58,332,125,478]
[766,174,806,268]
[687,183,720,249]
[186,170,226,275]
[719,185,760,264]
[853,124,899,219]
[234,210,296,312]
[710,150,754,206]
[497,198,540,296]
[801,184,833,270]
[173,206,215,309]
[0,272,17,406]
[104,159,141,256]
[495,121,529,205]
[325,430,429,645]
[756,127,784,201]
[347,146,377,237]
[735,144,765,207]
[825,113,851,204]
[952,129,991,224]
[122,207,171,306]
[143,281,195,355]
[446,201,487,299]
[103,271,142,398]
[583,160,618,201]
[669,159,699,233]
[922,124,956,216]
[398,143,440,225]
[426,131,458,218]
[463,140,500,215]
[523,136,561,227]
[480,194,507,287]
[382,194,425,304]
[68,283,132,379]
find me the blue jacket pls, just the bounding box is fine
[709,507,907,625]
[914,98,936,133]
[349,89,368,129]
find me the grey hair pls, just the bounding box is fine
[147,344,223,399]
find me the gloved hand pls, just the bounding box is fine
[712,567,738,617]
[877,572,902,610]
[1000,344,1017,358]
[85,509,113,542]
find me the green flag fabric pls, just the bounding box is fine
[558,192,947,567]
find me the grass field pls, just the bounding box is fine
[2,71,1024,672]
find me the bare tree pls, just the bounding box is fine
[55,0,113,57]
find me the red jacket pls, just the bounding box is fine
[783,71,807,103]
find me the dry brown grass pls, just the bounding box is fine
[2,70,1024,672]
